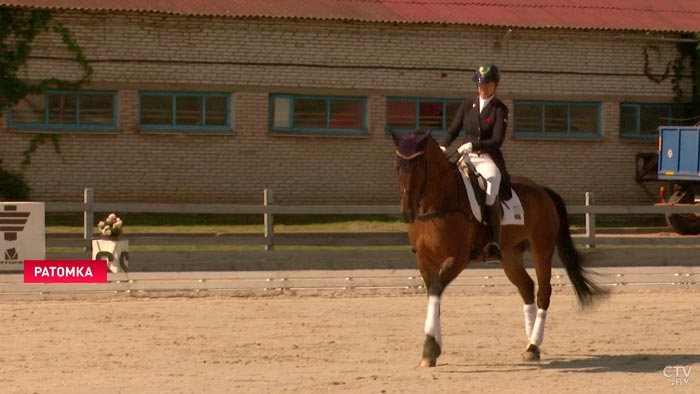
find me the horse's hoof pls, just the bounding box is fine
[522,344,541,362]
[419,358,436,368]
[421,335,441,366]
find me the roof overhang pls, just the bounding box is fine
[2,0,700,33]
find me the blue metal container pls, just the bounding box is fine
[658,126,700,181]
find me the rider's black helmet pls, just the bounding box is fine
[472,64,501,84]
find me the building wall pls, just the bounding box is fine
[0,10,688,204]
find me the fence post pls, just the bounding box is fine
[585,192,596,248]
[83,188,94,254]
[264,189,274,251]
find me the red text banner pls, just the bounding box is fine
[24,260,108,283]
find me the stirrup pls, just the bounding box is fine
[483,242,502,264]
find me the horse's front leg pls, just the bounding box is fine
[419,254,463,368]
[420,277,443,368]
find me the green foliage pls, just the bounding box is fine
[21,133,61,168]
[0,7,52,112]
[0,163,30,200]
[0,7,93,114]
[681,33,700,110]
[1,6,92,171]
[642,45,672,83]
[643,34,700,122]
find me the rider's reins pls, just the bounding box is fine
[395,148,474,221]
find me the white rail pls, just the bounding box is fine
[1,267,697,301]
[45,189,700,253]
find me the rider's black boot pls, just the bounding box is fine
[483,202,502,264]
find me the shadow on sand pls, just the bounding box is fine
[541,354,699,374]
[437,354,698,375]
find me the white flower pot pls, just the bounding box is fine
[91,239,129,273]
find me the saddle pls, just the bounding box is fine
[456,157,524,226]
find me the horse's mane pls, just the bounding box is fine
[419,133,470,211]
[423,134,458,172]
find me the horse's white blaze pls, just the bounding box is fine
[529,308,547,347]
[424,295,442,348]
[523,303,537,339]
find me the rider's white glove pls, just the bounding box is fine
[457,142,473,155]
[439,145,446,152]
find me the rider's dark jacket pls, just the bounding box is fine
[440,96,511,198]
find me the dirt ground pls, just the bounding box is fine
[1,290,698,394]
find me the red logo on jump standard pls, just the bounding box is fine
[24,260,107,283]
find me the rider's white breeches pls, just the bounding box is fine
[464,153,501,206]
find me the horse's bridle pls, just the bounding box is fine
[396,149,428,212]
[395,150,425,161]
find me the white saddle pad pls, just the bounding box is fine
[458,171,525,226]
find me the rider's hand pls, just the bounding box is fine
[457,142,473,155]
[439,145,447,152]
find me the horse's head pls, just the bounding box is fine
[391,130,434,223]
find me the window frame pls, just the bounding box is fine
[138,91,232,133]
[513,100,602,139]
[619,102,674,139]
[385,97,464,134]
[269,94,368,136]
[7,90,118,131]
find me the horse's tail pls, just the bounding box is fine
[544,187,605,308]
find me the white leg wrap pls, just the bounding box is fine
[529,309,547,347]
[523,304,537,339]
[424,295,442,348]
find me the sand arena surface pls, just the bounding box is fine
[1,291,698,394]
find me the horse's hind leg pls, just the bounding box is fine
[502,248,535,306]
[501,249,539,356]
[522,243,555,361]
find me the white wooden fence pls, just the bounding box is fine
[46,189,700,253]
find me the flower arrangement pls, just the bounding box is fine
[97,213,123,237]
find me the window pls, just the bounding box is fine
[8,91,116,129]
[386,98,462,133]
[139,92,230,132]
[513,101,601,138]
[270,94,367,135]
[620,103,675,138]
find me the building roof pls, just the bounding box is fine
[2,0,700,33]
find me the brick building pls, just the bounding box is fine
[1,1,699,205]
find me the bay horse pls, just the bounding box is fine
[391,130,603,367]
